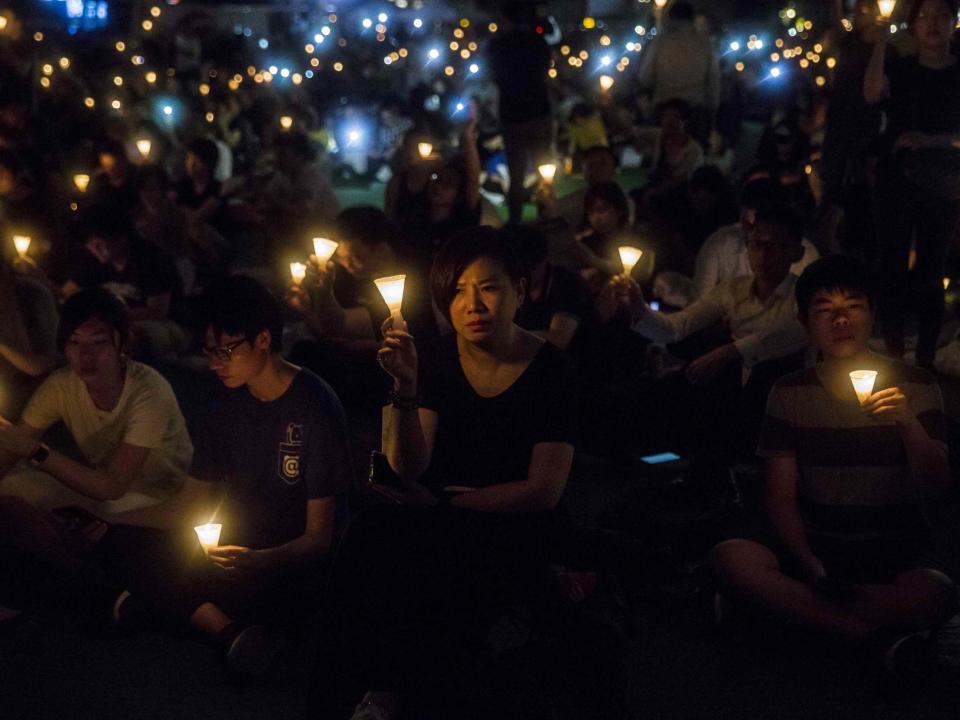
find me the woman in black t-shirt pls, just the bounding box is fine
[326,227,576,720]
[864,0,960,369]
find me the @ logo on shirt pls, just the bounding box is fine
[278,423,303,485]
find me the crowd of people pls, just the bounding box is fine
[2,0,960,717]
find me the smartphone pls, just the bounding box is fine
[640,452,683,465]
[368,451,403,488]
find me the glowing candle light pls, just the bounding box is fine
[944,277,952,290]
[280,115,293,130]
[618,246,643,276]
[417,142,433,158]
[877,0,897,19]
[194,523,222,553]
[599,74,615,91]
[374,274,406,320]
[136,139,152,159]
[290,262,307,285]
[12,235,31,258]
[538,163,557,183]
[312,237,339,263]
[849,370,878,405]
[73,174,90,193]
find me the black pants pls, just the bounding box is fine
[325,505,552,698]
[875,169,960,366]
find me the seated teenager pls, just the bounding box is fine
[109,275,352,673]
[711,255,957,672]
[327,227,576,720]
[511,224,594,352]
[694,177,819,299]
[286,206,435,417]
[63,212,187,358]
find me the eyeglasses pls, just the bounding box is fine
[202,338,247,362]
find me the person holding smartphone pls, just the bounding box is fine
[711,255,956,675]
[326,227,576,720]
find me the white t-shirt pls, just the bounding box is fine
[20,361,193,509]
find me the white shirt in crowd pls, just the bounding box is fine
[636,19,720,111]
[9,361,193,514]
[693,223,820,300]
[631,273,808,374]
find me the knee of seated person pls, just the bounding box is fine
[710,539,774,580]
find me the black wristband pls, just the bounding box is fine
[28,442,50,467]
[388,389,420,411]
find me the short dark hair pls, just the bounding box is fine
[187,138,220,170]
[668,1,696,21]
[584,181,630,228]
[431,226,528,322]
[908,0,959,26]
[202,274,284,352]
[796,254,875,321]
[753,205,804,244]
[58,287,129,351]
[335,206,397,248]
[740,177,783,212]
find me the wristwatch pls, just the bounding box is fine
[28,442,50,467]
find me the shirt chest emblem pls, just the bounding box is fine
[277,423,303,485]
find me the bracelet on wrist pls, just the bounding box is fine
[388,389,420,411]
[28,442,50,467]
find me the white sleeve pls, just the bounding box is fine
[20,372,65,430]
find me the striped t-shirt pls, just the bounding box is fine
[757,361,946,539]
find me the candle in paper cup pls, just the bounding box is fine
[290,262,307,285]
[374,274,406,320]
[312,237,339,263]
[849,370,878,405]
[538,163,557,183]
[136,138,152,159]
[280,115,293,130]
[194,523,222,552]
[417,142,433,159]
[877,0,896,19]
[599,75,615,91]
[618,246,643,276]
[73,173,90,193]
[943,277,951,290]
[12,235,31,257]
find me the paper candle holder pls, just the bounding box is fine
[12,235,31,257]
[417,142,433,158]
[618,246,643,276]
[538,163,557,183]
[135,138,152,158]
[194,523,222,552]
[374,274,406,317]
[290,262,307,285]
[849,370,877,405]
[312,237,339,263]
[73,174,90,193]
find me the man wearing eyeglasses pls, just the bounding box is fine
[611,205,809,457]
[114,274,352,675]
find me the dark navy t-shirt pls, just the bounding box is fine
[190,369,352,548]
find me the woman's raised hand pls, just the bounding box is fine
[377,316,418,392]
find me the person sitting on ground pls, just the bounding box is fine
[711,255,957,674]
[693,177,819,299]
[63,212,187,358]
[0,259,58,419]
[0,287,192,514]
[107,275,353,674]
[567,103,610,167]
[172,138,232,241]
[634,98,704,219]
[512,224,594,352]
[326,226,576,720]
[87,139,140,221]
[286,206,435,416]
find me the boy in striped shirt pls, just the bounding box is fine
[712,255,956,663]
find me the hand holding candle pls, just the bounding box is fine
[374,274,406,322]
[849,370,877,405]
[194,523,222,553]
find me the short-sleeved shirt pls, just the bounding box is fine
[884,56,960,151]
[190,369,352,549]
[757,361,946,539]
[417,335,577,493]
[70,239,179,309]
[21,362,193,508]
[515,265,593,333]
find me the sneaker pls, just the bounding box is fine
[224,624,279,676]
